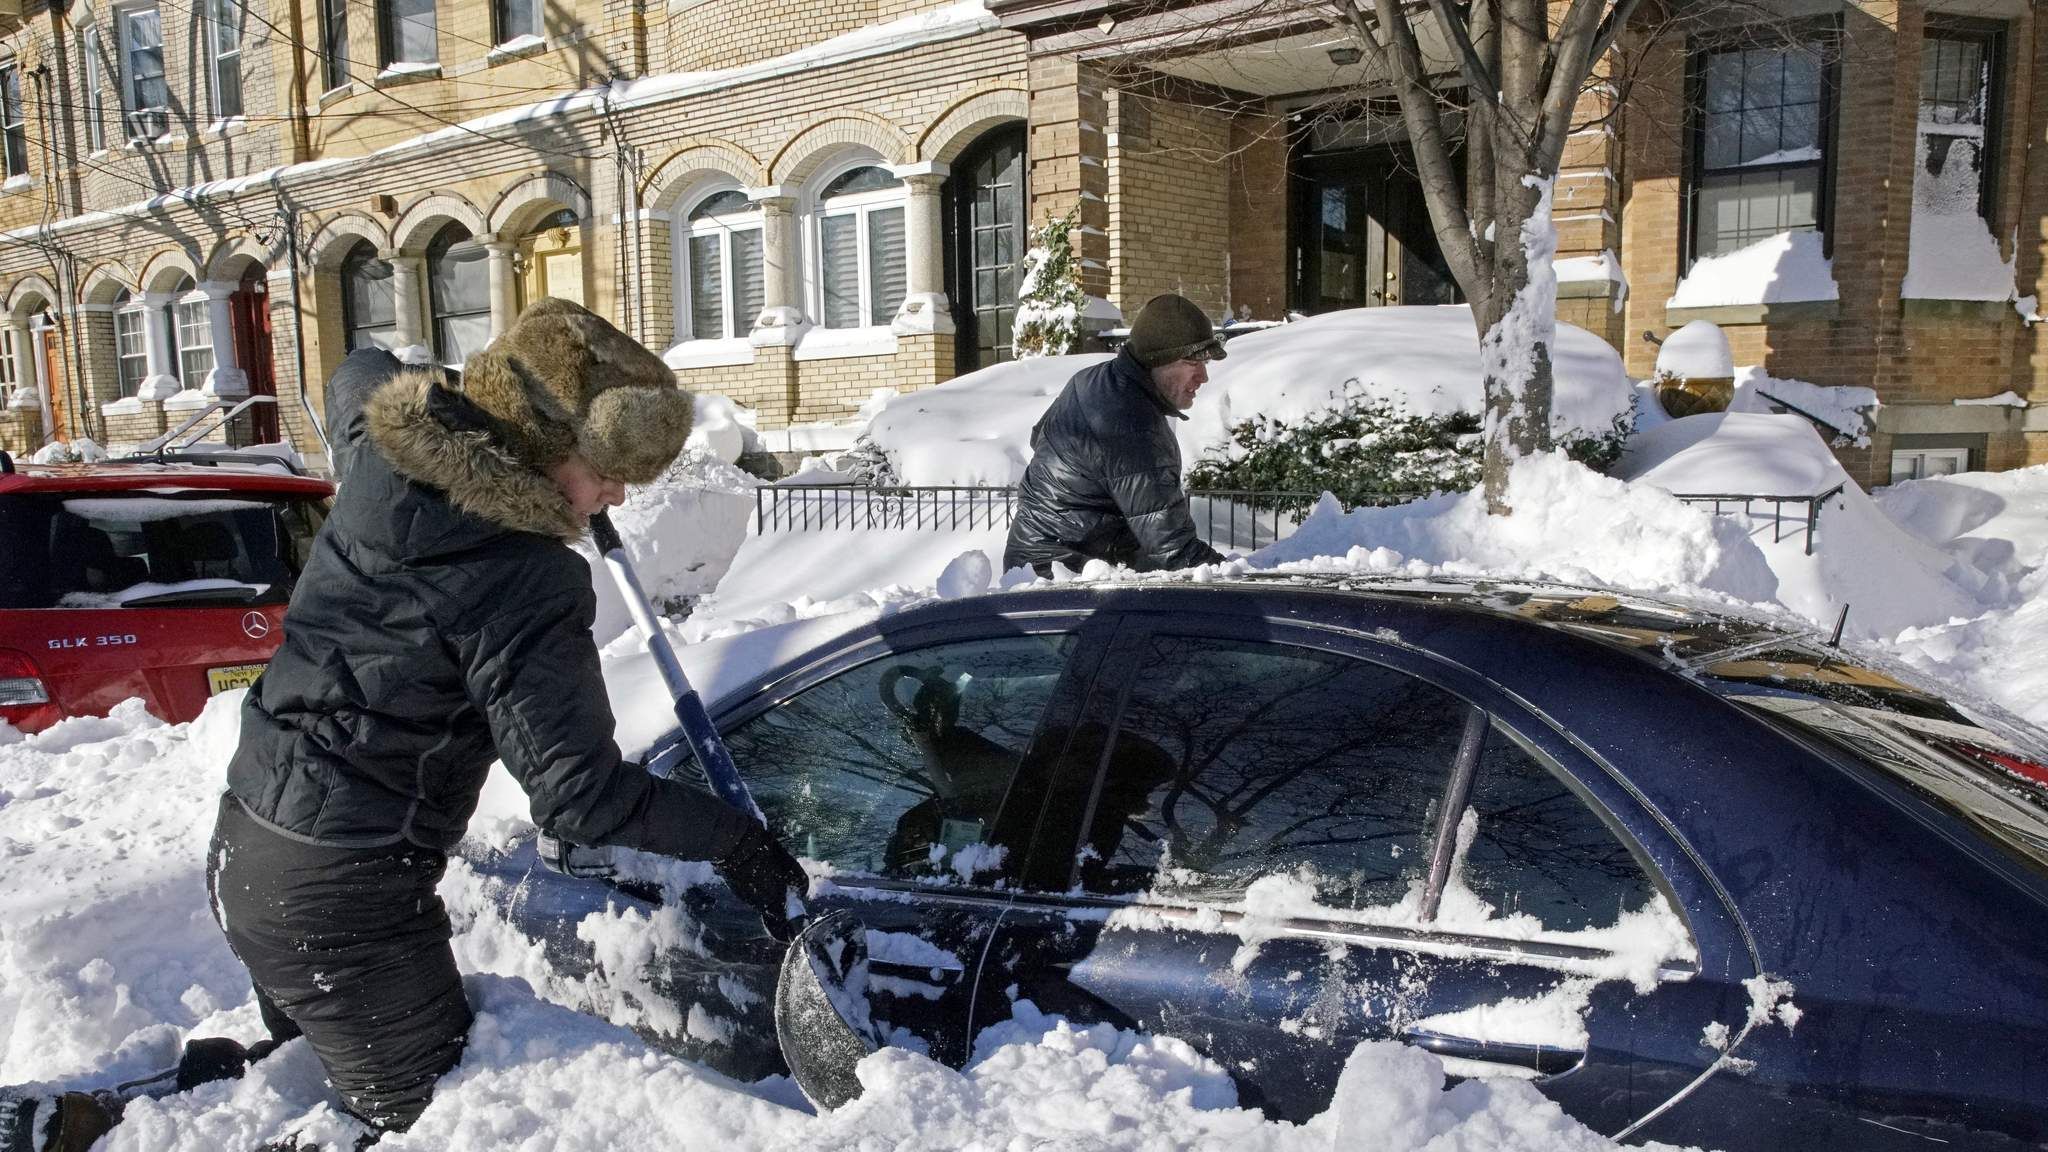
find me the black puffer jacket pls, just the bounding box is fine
[227,348,749,858]
[1002,349,1224,573]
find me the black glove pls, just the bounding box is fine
[717,822,808,942]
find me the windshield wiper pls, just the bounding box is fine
[120,586,264,607]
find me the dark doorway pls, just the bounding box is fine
[1290,144,1459,313]
[230,266,278,443]
[945,123,1028,375]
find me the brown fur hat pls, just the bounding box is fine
[459,297,693,484]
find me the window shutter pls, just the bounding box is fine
[732,229,765,333]
[689,233,725,339]
[821,215,860,329]
[866,206,906,327]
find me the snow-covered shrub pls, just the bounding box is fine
[1190,387,1633,514]
[835,432,900,486]
[1011,211,1086,358]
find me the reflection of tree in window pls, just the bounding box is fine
[723,635,1072,880]
[1457,728,1661,932]
[1086,637,1464,907]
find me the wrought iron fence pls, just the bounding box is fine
[753,484,1366,553]
[1670,483,1845,555]
[753,482,1844,556]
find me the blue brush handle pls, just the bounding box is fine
[591,512,765,825]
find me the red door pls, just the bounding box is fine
[231,268,278,443]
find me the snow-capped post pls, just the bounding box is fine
[1012,210,1086,359]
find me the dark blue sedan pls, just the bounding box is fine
[475,576,2048,1149]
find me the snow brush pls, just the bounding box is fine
[586,511,881,1109]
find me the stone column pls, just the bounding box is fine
[200,282,248,398]
[138,292,183,399]
[382,250,427,350]
[482,234,519,339]
[747,187,807,342]
[890,162,954,336]
[9,318,48,440]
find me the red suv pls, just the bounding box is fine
[0,449,333,733]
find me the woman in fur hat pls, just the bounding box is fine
[205,298,807,1137]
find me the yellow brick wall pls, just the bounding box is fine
[1107,89,1233,321]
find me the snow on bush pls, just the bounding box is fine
[1010,210,1087,359]
[867,306,1634,488]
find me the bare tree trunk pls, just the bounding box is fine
[1474,172,1557,511]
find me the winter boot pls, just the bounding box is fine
[0,1090,119,1152]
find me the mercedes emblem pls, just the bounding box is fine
[241,611,272,640]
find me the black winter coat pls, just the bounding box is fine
[1002,349,1224,573]
[227,349,748,859]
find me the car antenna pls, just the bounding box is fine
[1827,603,1849,648]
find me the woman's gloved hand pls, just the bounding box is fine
[717,823,809,942]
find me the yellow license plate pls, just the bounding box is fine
[207,664,267,694]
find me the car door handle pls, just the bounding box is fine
[868,959,964,985]
[1399,1027,1584,1076]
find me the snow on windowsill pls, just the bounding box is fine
[1902,212,2017,302]
[1553,249,1628,311]
[488,34,548,64]
[792,325,898,362]
[201,116,248,140]
[1667,230,1840,310]
[315,82,358,111]
[100,396,145,416]
[663,336,755,370]
[0,174,29,193]
[376,61,443,84]
[1954,391,2029,409]
[163,388,212,411]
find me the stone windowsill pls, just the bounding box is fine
[201,116,249,141]
[0,174,30,195]
[487,35,549,65]
[1556,279,1620,301]
[101,397,146,416]
[792,326,899,362]
[1663,299,1840,327]
[664,336,756,370]
[1900,297,2014,323]
[316,82,359,112]
[375,62,444,86]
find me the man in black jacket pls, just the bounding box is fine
[1003,294,1228,575]
[207,298,806,1136]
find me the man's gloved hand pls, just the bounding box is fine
[717,822,809,942]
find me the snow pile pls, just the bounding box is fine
[1881,465,2048,726]
[1723,367,1878,445]
[578,448,761,646]
[1251,452,1780,604]
[687,393,760,465]
[27,437,109,464]
[1616,413,1982,639]
[1554,249,1628,311]
[865,305,1633,487]
[1667,231,1839,309]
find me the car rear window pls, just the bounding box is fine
[1736,693,2048,875]
[0,491,326,609]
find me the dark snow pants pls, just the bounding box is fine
[206,793,472,1133]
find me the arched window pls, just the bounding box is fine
[813,164,905,330]
[112,288,149,397]
[165,275,213,386]
[426,223,489,367]
[677,187,763,341]
[518,206,585,310]
[340,241,397,352]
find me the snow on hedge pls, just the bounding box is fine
[866,306,1633,487]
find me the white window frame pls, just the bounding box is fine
[116,3,170,141]
[172,285,215,386]
[675,185,764,343]
[1889,447,1970,484]
[380,0,438,67]
[0,65,26,180]
[207,0,243,122]
[81,28,107,153]
[114,293,150,397]
[805,157,908,332]
[0,327,16,405]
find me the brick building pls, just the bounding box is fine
[0,0,2039,487]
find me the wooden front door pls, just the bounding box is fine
[36,325,68,442]
[230,270,278,443]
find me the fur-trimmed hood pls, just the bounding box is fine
[364,368,585,542]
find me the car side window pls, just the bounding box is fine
[724,633,1074,883]
[1455,727,1663,932]
[1080,634,1465,907]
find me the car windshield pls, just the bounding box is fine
[0,491,326,609]
[1735,693,2048,875]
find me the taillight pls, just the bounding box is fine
[1946,740,2048,792]
[0,648,48,707]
